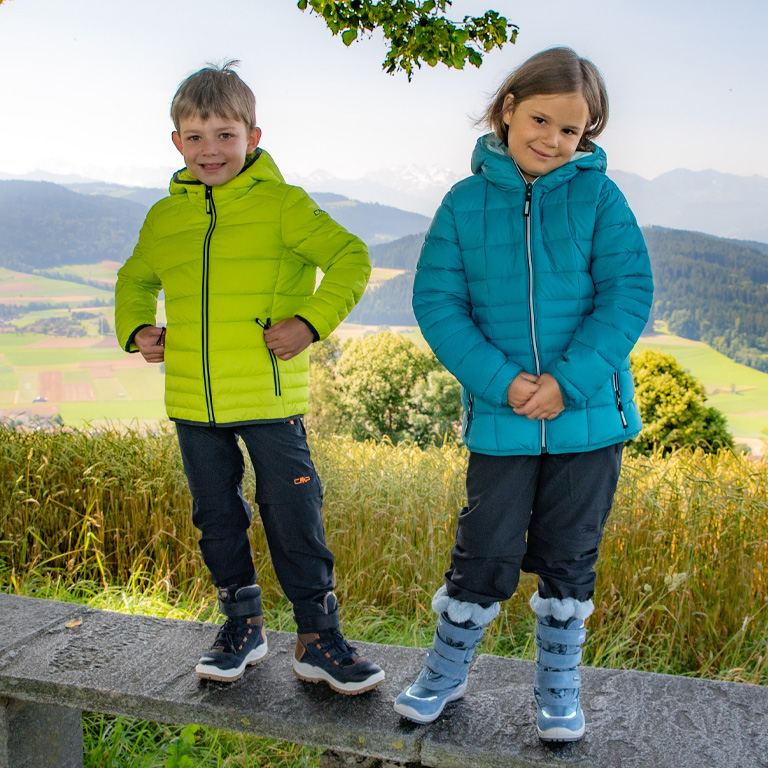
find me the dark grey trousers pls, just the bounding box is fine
[175,419,336,631]
[446,443,623,604]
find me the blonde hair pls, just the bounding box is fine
[170,60,256,131]
[482,47,608,151]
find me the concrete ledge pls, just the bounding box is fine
[0,593,766,767]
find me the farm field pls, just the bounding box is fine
[0,333,166,428]
[636,333,768,452]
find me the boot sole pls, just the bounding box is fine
[393,680,467,724]
[537,724,585,742]
[195,643,269,682]
[292,659,385,695]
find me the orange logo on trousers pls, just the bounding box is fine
[294,476,311,485]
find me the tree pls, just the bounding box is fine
[407,367,462,445]
[332,330,450,442]
[306,336,346,435]
[298,0,517,78]
[629,349,734,455]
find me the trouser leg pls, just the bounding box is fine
[238,419,336,632]
[523,443,624,601]
[175,423,256,588]
[445,452,540,605]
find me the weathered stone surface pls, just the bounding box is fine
[0,697,83,768]
[1,593,767,768]
[419,654,768,768]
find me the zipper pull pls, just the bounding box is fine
[205,186,212,214]
[524,182,532,218]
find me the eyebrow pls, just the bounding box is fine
[181,124,240,135]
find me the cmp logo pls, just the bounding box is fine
[294,476,311,485]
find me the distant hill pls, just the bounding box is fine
[0,181,432,273]
[609,169,768,244]
[0,181,146,269]
[357,226,768,372]
[310,193,430,245]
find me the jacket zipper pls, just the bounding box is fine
[255,318,282,397]
[522,180,546,452]
[202,186,216,424]
[463,392,474,439]
[613,372,628,428]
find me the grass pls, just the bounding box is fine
[1,426,766,764]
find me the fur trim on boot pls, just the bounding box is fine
[432,585,500,627]
[529,591,594,622]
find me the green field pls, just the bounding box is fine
[636,333,768,446]
[0,266,113,302]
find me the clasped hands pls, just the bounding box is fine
[507,372,564,421]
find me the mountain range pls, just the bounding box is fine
[4,164,767,245]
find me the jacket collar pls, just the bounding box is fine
[168,148,285,202]
[470,133,607,193]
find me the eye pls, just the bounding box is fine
[220,133,233,139]
[533,116,545,125]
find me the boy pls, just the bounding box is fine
[115,61,384,693]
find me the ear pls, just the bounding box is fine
[501,93,515,126]
[171,131,184,156]
[247,127,262,153]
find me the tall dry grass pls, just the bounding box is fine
[1,425,766,683]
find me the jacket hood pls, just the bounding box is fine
[168,148,285,197]
[470,133,607,192]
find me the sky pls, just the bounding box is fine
[1,0,767,194]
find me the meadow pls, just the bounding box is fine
[1,426,766,765]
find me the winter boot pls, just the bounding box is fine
[195,583,268,682]
[293,593,385,695]
[394,586,499,724]
[530,591,593,742]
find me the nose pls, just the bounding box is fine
[542,128,559,148]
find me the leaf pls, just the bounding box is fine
[342,29,357,45]
[65,619,82,628]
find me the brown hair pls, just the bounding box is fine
[482,47,609,151]
[170,60,256,131]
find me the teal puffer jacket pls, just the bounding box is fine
[115,149,370,426]
[413,134,653,455]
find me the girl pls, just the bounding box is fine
[394,47,653,741]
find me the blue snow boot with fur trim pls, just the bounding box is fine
[530,591,593,742]
[394,586,498,724]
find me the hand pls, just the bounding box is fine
[134,326,165,363]
[507,372,539,408]
[513,373,564,421]
[263,317,314,361]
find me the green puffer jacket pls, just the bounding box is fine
[115,149,370,426]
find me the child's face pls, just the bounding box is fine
[172,114,261,186]
[502,93,589,182]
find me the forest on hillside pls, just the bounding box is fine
[353,226,768,372]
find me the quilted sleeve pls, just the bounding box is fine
[549,180,654,406]
[114,211,162,353]
[281,186,371,340]
[413,192,522,406]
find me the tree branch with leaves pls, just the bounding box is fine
[298,0,518,78]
